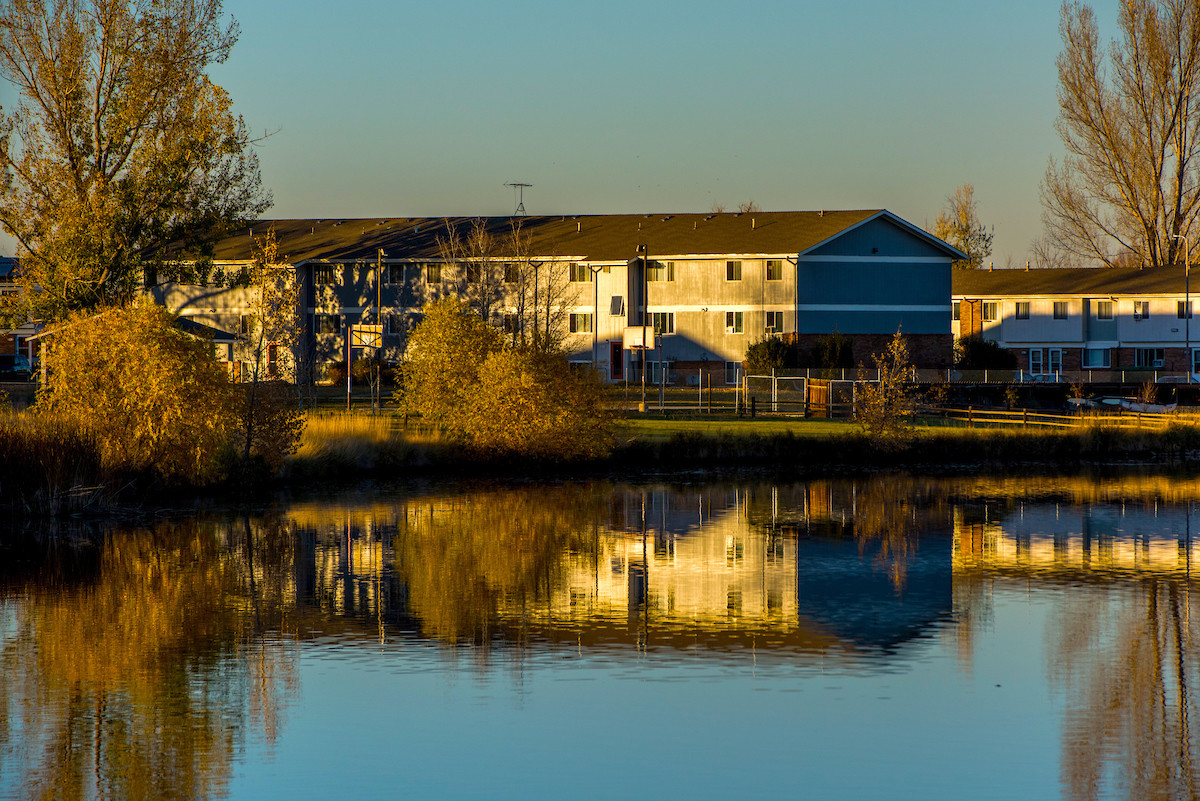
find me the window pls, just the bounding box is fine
[569,262,591,282]
[313,264,336,284]
[569,313,593,334]
[610,296,625,316]
[1097,300,1113,319]
[725,311,744,333]
[424,263,441,284]
[1135,347,1165,368]
[725,361,740,384]
[1134,300,1150,319]
[651,312,674,334]
[765,259,783,281]
[238,314,255,336]
[726,260,742,281]
[952,301,961,321]
[982,302,997,322]
[386,314,405,335]
[267,343,278,378]
[504,263,520,283]
[503,313,519,333]
[1053,301,1068,319]
[765,311,783,332]
[646,261,674,282]
[1029,349,1043,374]
[315,314,340,335]
[1180,300,1193,319]
[464,263,481,283]
[1049,349,1063,374]
[1015,301,1030,320]
[383,264,407,285]
[1083,348,1111,368]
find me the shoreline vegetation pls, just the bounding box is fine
[10,407,1200,518]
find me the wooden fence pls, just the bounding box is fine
[933,406,1200,431]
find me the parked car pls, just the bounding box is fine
[0,353,32,381]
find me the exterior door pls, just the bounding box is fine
[610,341,623,380]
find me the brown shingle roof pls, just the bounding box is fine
[953,266,1193,296]
[211,210,887,263]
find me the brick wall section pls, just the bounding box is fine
[786,333,953,369]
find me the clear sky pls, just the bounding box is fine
[6,1,1124,264]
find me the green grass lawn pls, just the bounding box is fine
[617,416,861,441]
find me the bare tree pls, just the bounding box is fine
[933,184,993,269]
[437,218,506,323]
[736,200,761,214]
[1042,0,1200,269]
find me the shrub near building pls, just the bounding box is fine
[396,298,612,460]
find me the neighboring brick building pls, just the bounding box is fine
[953,266,1200,376]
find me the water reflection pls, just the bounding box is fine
[4,474,1200,798]
[0,520,297,801]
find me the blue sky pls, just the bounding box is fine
[10,1,1119,264]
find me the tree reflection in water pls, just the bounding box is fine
[1050,578,1200,800]
[0,519,297,801]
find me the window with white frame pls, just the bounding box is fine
[1083,348,1111,368]
[386,314,404,335]
[646,261,674,281]
[1049,349,1062,374]
[952,301,961,321]
[765,260,783,281]
[724,361,740,384]
[1015,301,1030,320]
[1193,349,1200,373]
[1097,301,1114,320]
[1180,300,1193,319]
[982,302,997,322]
[569,313,593,334]
[725,311,744,333]
[1054,301,1069,319]
[1029,349,1043,374]
[1135,347,1165,368]
[765,311,783,332]
[726,260,742,281]
[503,313,519,333]
[503,263,520,283]
[569,263,591,282]
[424,263,442,284]
[651,312,674,334]
[1134,300,1150,319]
[314,314,340,335]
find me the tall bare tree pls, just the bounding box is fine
[933,184,993,269]
[437,217,506,324]
[1042,0,1200,269]
[0,0,270,323]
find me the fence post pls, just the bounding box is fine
[968,406,974,429]
[1023,408,1028,430]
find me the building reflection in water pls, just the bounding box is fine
[5,474,1200,798]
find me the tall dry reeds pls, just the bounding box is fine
[285,413,438,477]
[0,411,111,515]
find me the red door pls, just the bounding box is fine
[610,342,623,380]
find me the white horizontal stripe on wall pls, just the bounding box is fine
[797,304,949,313]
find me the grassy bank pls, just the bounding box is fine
[283,411,1200,478]
[10,408,1200,517]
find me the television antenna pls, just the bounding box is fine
[505,182,532,216]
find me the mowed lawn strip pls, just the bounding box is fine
[617,417,860,442]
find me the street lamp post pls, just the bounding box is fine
[1173,234,1192,380]
[590,264,605,372]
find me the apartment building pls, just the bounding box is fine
[163,209,962,384]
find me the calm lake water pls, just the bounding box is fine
[3,473,1200,800]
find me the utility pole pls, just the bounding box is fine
[637,244,648,411]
